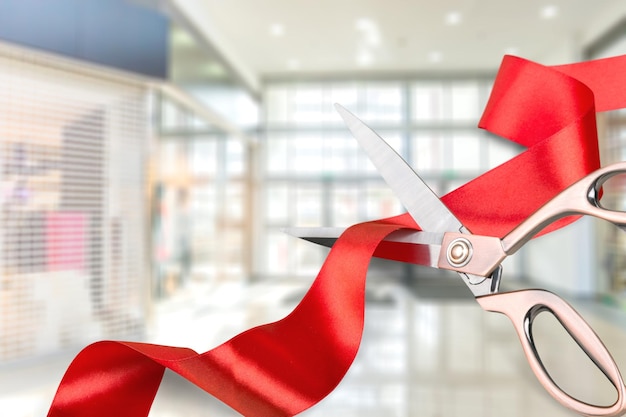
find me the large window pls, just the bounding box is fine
[259,79,520,280]
[598,108,626,296]
[587,24,626,300]
[152,93,250,299]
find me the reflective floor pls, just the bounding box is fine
[2,276,626,417]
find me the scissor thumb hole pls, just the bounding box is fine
[528,307,618,407]
[477,289,626,415]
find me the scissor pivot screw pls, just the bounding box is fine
[447,237,473,268]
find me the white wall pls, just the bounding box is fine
[580,1,626,49]
[525,217,600,296]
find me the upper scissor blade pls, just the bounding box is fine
[335,104,466,234]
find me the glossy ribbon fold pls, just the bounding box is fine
[47,54,626,417]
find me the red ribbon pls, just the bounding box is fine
[47,54,626,417]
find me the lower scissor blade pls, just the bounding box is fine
[283,227,443,268]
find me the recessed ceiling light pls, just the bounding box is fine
[355,18,375,31]
[355,17,381,47]
[202,62,226,78]
[171,27,195,48]
[270,23,285,36]
[357,49,374,66]
[540,5,559,19]
[428,51,443,63]
[287,59,300,70]
[445,11,462,26]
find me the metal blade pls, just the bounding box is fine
[283,227,444,268]
[283,227,444,245]
[335,103,466,234]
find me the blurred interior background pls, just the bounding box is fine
[1,0,626,416]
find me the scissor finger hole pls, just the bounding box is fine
[589,173,626,212]
[529,308,618,407]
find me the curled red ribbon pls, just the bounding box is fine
[47,54,626,417]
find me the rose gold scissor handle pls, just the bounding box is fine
[503,161,626,255]
[477,289,626,417]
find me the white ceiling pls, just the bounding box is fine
[170,0,625,91]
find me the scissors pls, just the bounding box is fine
[287,104,626,417]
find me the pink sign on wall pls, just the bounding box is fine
[46,212,86,272]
